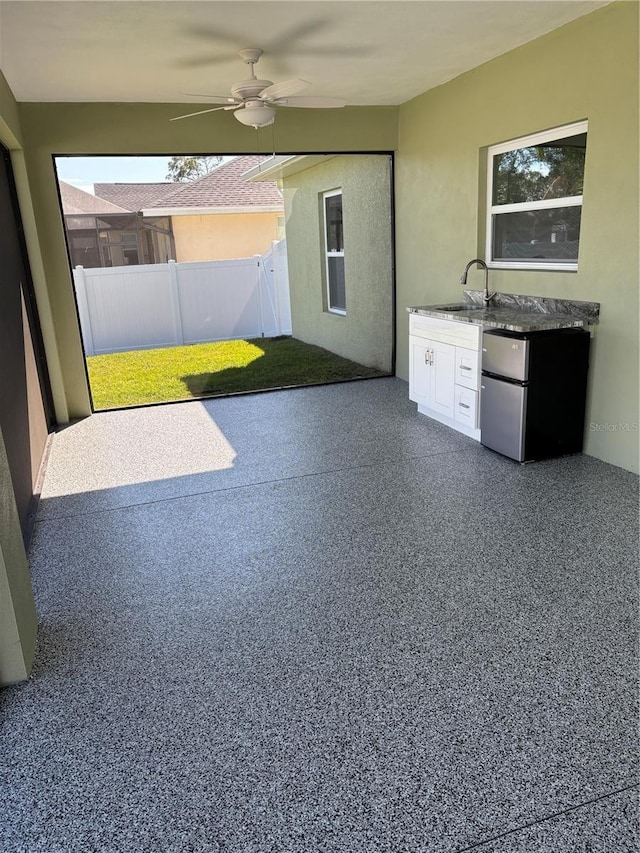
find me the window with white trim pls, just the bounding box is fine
[487,121,588,271]
[323,189,345,314]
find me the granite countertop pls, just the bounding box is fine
[408,290,600,333]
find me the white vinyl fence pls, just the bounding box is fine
[73,240,292,356]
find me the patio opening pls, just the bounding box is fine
[55,153,395,410]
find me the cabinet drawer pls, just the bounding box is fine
[455,347,479,390]
[409,314,480,349]
[454,386,478,428]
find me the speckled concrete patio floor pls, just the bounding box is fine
[1,378,638,852]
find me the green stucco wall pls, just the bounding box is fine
[0,73,37,684]
[395,1,639,472]
[283,155,393,372]
[0,69,21,147]
[0,427,37,685]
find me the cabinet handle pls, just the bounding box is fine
[459,365,472,371]
[424,350,429,365]
[459,402,470,410]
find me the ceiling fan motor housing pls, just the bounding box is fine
[231,78,274,100]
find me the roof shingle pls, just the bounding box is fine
[59,181,131,216]
[93,182,175,212]
[140,156,283,210]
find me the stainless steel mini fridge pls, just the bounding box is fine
[480,327,590,462]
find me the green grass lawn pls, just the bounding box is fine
[87,336,387,410]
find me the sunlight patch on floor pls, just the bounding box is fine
[41,402,237,497]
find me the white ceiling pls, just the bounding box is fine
[0,1,610,106]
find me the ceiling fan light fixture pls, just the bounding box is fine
[234,102,276,128]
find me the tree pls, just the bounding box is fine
[166,155,222,182]
[493,140,585,205]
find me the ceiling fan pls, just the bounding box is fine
[171,48,347,128]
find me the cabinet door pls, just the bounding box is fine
[429,340,456,417]
[409,338,431,406]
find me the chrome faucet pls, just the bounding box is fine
[459,258,496,305]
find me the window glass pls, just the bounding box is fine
[66,215,96,231]
[327,256,346,312]
[492,206,581,263]
[325,194,343,253]
[323,191,345,313]
[69,232,100,268]
[487,122,587,270]
[492,133,586,205]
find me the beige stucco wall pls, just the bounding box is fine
[171,211,282,262]
[283,155,393,372]
[395,1,639,473]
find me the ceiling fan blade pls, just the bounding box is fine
[179,93,240,104]
[267,19,329,54]
[175,55,231,69]
[260,78,310,101]
[181,24,243,44]
[170,106,238,122]
[274,96,348,109]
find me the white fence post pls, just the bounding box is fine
[273,240,292,336]
[168,260,185,346]
[254,254,265,338]
[73,266,96,356]
[270,242,282,335]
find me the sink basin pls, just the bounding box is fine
[436,303,484,312]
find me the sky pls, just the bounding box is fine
[55,156,176,193]
[55,155,232,193]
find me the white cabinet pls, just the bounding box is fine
[410,338,456,418]
[409,313,481,440]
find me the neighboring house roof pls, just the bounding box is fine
[93,182,175,212]
[139,156,284,216]
[59,181,130,216]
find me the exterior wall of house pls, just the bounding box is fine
[282,155,393,372]
[171,211,283,262]
[395,1,639,473]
